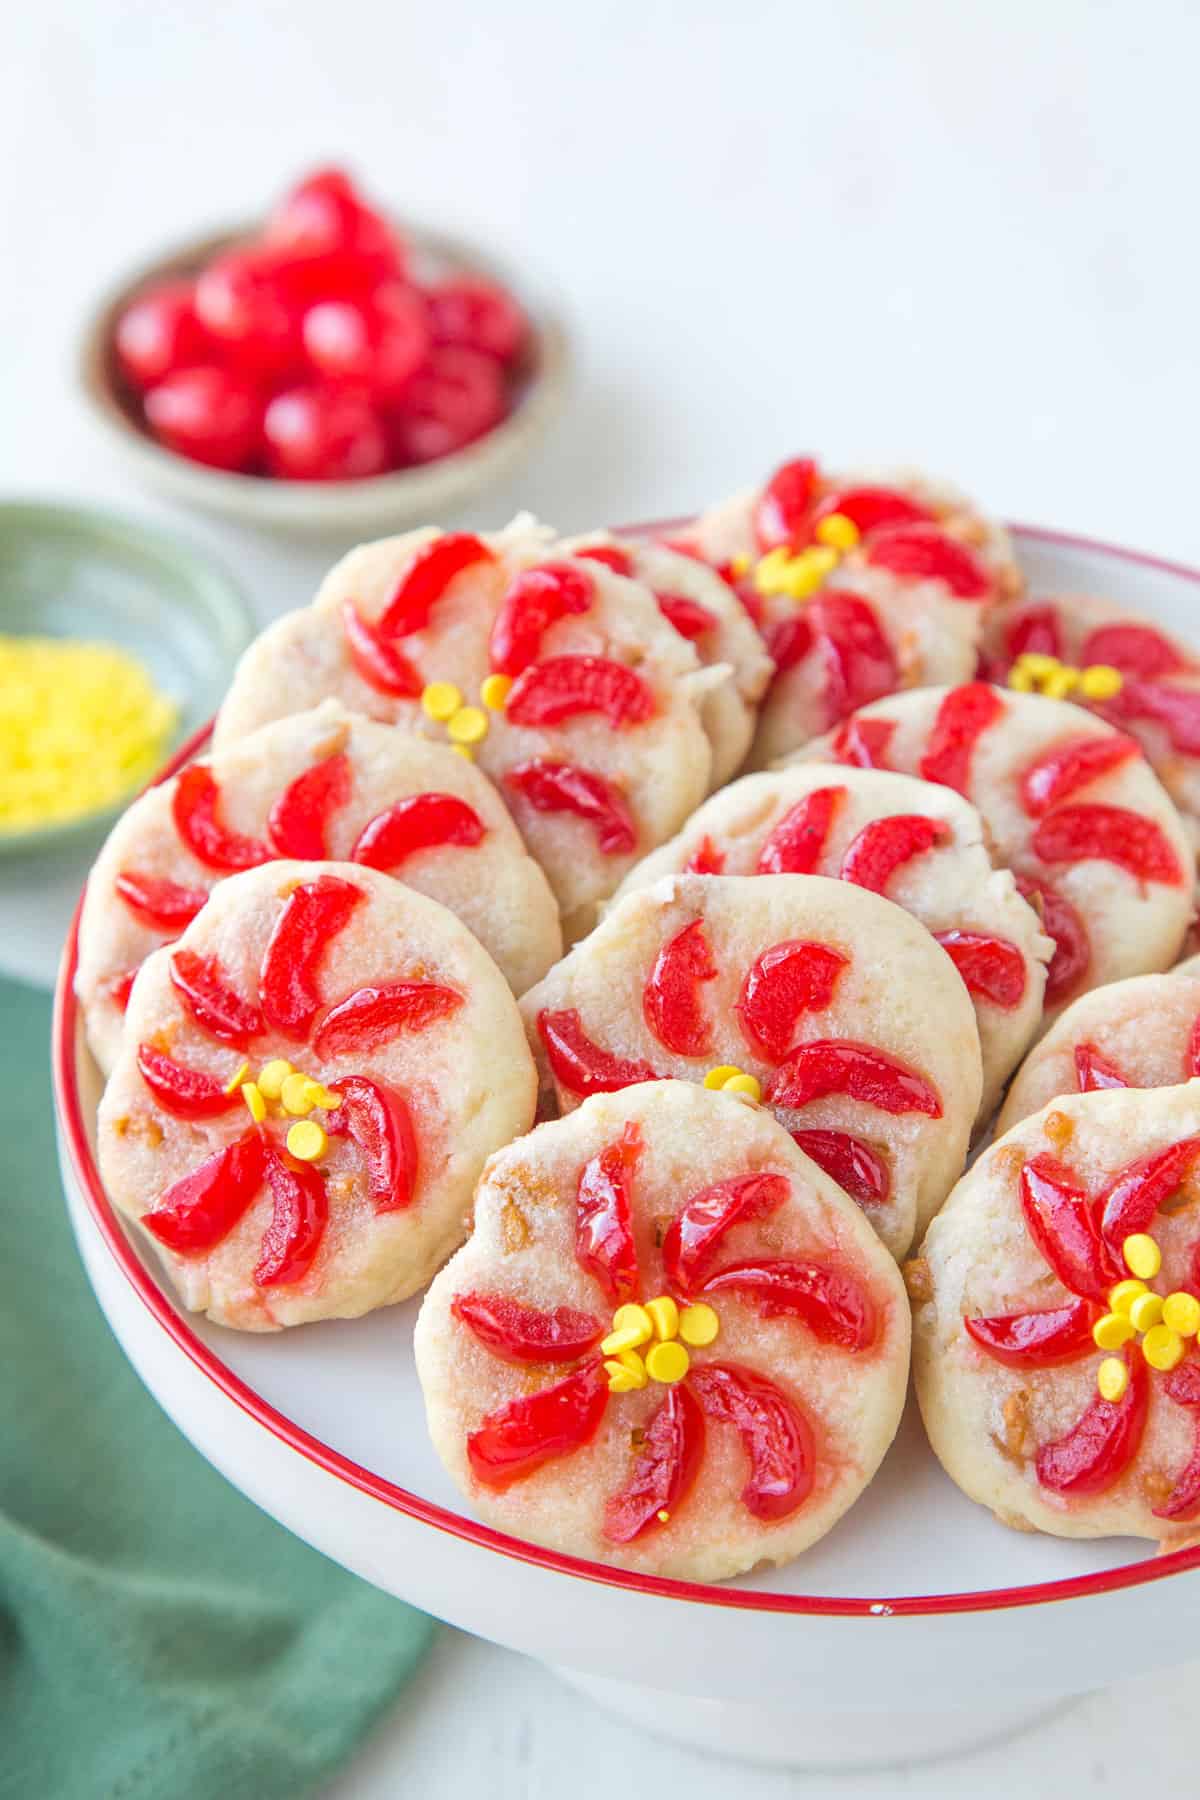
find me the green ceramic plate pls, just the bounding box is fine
[0,499,253,858]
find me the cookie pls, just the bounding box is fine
[414,1080,910,1581]
[76,700,562,1073]
[913,1083,1200,1541]
[97,861,537,1329]
[213,519,713,936]
[794,682,1192,1017]
[520,872,982,1257]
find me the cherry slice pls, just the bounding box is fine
[1100,680,1200,758]
[109,971,137,1013]
[809,592,898,727]
[170,949,263,1048]
[864,524,990,598]
[324,1075,418,1211]
[766,613,812,677]
[1019,734,1141,818]
[839,814,948,895]
[574,544,633,577]
[377,532,494,638]
[604,1385,706,1544]
[662,1171,790,1297]
[753,457,820,552]
[811,485,934,539]
[1019,1153,1119,1303]
[757,787,844,875]
[831,717,895,769]
[1099,1138,1200,1256]
[1032,804,1184,887]
[789,1129,890,1210]
[1190,1012,1200,1079]
[488,563,594,676]
[260,874,366,1039]
[1155,1362,1200,1521]
[452,1292,603,1364]
[642,920,717,1057]
[964,1298,1096,1369]
[684,835,726,875]
[1074,1043,1129,1091]
[1005,604,1064,664]
[313,981,463,1058]
[114,870,209,931]
[267,753,352,858]
[537,1010,662,1099]
[342,601,423,697]
[1013,874,1091,1007]
[919,683,1005,793]
[352,793,485,870]
[767,1040,941,1118]
[172,765,270,872]
[143,1130,266,1254]
[254,1148,329,1287]
[467,1361,609,1490]
[504,655,655,729]
[735,941,848,1063]
[655,593,717,640]
[1078,623,1187,680]
[136,1044,239,1120]
[505,761,636,856]
[688,1362,814,1520]
[932,931,1027,1009]
[1036,1348,1149,1496]
[703,1258,876,1350]
[575,1121,643,1304]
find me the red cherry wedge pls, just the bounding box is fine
[756,788,844,875]
[932,931,1026,1009]
[1099,1138,1200,1254]
[703,1259,876,1351]
[575,1121,643,1304]
[1101,681,1200,758]
[662,1171,790,1296]
[505,761,636,856]
[1075,1043,1129,1091]
[831,716,896,770]
[574,544,633,577]
[809,592,897,726]
[489,564,595,676]
[839,814,948,895]
[753,457,819,553]
[260,874,365,1038]
[1020,734,1141,817]
[136,1045,239,1120]
[604,1386,705,1544]
[172,765,270,872]
[688,1362,814,1521]
[1019,1154,1118,1302]
[1013,875,1090,1007]
[467,1361,609,1490]
[656,593,717,640]
[352,793,485,869]
[324,1075,418,1211]
[267,753,352,858]
[341,601,423,697]
[254,1148,328,1288]
[1154,1362,1200,1520]
[312,982,462,1058]
[642,921,717,1057]
[735,941,848,1063]
[143,1130,266,1254]
[170,949,262,1049]
[537,1010,662,1098]
[377,532,494,638]
[114,870,208,931]
[865,524,990,598]
[767,614,812,677]
[919,683,1005,793]
[812,485,934,539]
[1032,805,1184,886]
[766,1042,942,1117]
[789,1129,890,1211]
[685,835,726,875]
[965,1298,1096,1369]
[1005,605,1064,665]
[1036,1348,1149,1495]
[504,656,655,729]
[452,1293,603,1364]
[1079,623,1187,680]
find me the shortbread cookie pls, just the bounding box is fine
[76,701,561,1072]
[613,763,1052,1124]
[520,873,982,1257]
[213,520,713,935]
[795,683,1192,1016]
[97,861,537,1329]
[415,1080,910,1581]
[914,1083,1200,1541]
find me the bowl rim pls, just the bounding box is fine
[52,517,1200,1620]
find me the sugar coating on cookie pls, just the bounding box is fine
[415,1080,910,1581]
[97,861,537,1329]
[613,762,1052,1124]
[212,518,713,936]
[794,683,1192,1017]
[913,1083,1200,1541]
[76,701,562,1073]
[520,873,982,1258]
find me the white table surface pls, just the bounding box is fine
[5,0,1200,1786]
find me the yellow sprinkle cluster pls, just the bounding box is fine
[752,512,860,605]
[703,1064,762,1102]
[1093,1232,1198,1399]
[1008,653,1123,702]
[238,1057,341,1161]
[0,634,177,834]
[602,1297,720,1393]
[421,678,511,763]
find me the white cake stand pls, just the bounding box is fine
[53,524,1200,1770]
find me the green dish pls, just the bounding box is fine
[0,499,253,858]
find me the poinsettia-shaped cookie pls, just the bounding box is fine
[519,872,981,1257]
[77,700,561,1073]
[982,592,1200,840]
[415,1081,910,1579]
[212,518,714,937]
[614,762,1052,1123]
[794,683,1192,1016]
[98,861,536,1329]
[677,456,1020,768]
[914,1084,1200,1539]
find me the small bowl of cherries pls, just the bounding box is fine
[80,167,568,535]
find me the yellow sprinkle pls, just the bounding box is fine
[421,681,462,722]
[679,1303,720,1347]
[281,1071,315,1116]
[611,1303,653,1341]
[257,1059,293,1101]
[480,673,514,711]
[1097,1357,1129,1402]
[814,512,860,551]
[311,1085,343,1111]
[448,706,488,746]
[300,1077,328,1111]
[1109,1279,1148,1316]
[704,1065,742,1090]
[602,1323,652,1356]
[1041,666,1080,700]
[241,1082,266,1123]
[753,547,792,594]
[1008,666,1036,693]
[1142,1324,1186,1372]
[223,1059,250,1096]
[646,1296,679,1341]
[451,744,475,761]
[656,1509,670,1522]
[1078,664,1124,701]
[729,552,752,579]
[645,1341,690,1385]
[1129,1291,1165,1334]
[1093,1312,1136,1351]
[1124,1233,1162,1280]
[1016,653,1062,680]
[1163,1291,1200,1337]
[722,1072,762,1102]
[604,1360,643,1393]
[286,1120,328,1162]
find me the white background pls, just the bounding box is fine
[4,1,1200,1790]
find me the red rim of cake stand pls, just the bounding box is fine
[52,519,1200,1621]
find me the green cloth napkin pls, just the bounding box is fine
[0,974,434,1800]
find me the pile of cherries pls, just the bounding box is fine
[112,167,529,481]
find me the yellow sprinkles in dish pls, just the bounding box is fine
[0,634,177,832]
